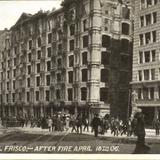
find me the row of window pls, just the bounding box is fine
[1,87,108,103]
[138,69,155,81]
[137,86,160,100]
[139,31,156,45]
[139,50,156,63]
[140,12,157,27]
[140,0,158,9]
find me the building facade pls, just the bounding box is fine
[0,0,133,121]
[132,0,160,125]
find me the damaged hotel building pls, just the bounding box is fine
[0,0,133,120]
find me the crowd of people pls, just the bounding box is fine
[0,112,159,138]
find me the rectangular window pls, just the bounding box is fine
[27,78,30,88]
[13,80,15,89]
[140,34,143,45]
[83,19,89,32]
[101,52,109,65]
[69,55,74,67]
[48,33,52,44]
[146,0,152,7]
[56,90,60,99]
[36,91,39,101]
[28,40,32,50]
[69,40,74,51]
[83,35,89,48]
[146,14,151,25]
[46,90,50,101]
[152,31,156,42]
[68,88,73,101]
[82,69,88,82]
[153,12,157,23]
[101,69,109,83]
[144,51,150,62]
[37,63,40,73]
[151,69,155,80]
[138,71,142,81]
[12,93,15,102]
[46,75,50,86]
[139,51,143,63]
[144,69,149,80]
[28,53,31,62]
[28,65,31,75]
[36,76,40,87]
[37,50,41,60]
[81,87,87,101]
[27,92,30,102]
[143,87,149,100]
[68,71,73,83]
[145,32,151,44]
[37,37,41,47]
[47,47,51,57]
[57,73,61,82]
[122,7,130,19]
[47,61,51,71]
[82,52,88,65]
[151,50,156,62]
[150,87,154,99]
[70,24,75,36]
[100,88,108,102]
[57,58,62,66]
[140,16,144,27]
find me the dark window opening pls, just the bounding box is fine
[101,51,110,65]
[121,39,129,52]
[37,50,41,59]
[37,37,41,47]
[82,69,88,82]
[83,35,89,49]
[82,52,88,65]
[152,31,156,42]
[140,34,143,45]
[36,91,39,101]
[83,19,89,32]
[69,40,74,51]
[46,75,50,86]
[48,33,52,44]
[100,88,108,102]
[69,55,74,67]
[47,61,51,71]
[152,50,156,62]
[101,69,109,83]
[29,40,32,50]
[151,69,155,80]
[139,51,143,63]
[122,23,129,35]
[28,53,31,62]
[36,76,40,87]
[138,89,142,99]
[28,65,31,75]
[57,73,61,82]
[68,88,73,101]
[46,90,50,101]
[81,87,87,101]
[37,63,40,73]
[144,70,149,80]
[47,47,51,57]
[145,32,151,44]
[139,71,142,81]
[27,92,30,102]
[56,90,60,99]
[122,7,130,19]
[146,14,151,25]
[70,24,75,36]
[140,16,144,27]
[150,87,154,99]
[27,78,30,88]
[102,35,111,48]
[144,51,150,62]
[58,43,62,54]
[57,58,62,66]
[68,71,73,83]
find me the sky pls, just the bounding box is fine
[0,0,62,30]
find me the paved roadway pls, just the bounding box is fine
[0,127,160,153]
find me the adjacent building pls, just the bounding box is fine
[131,0,159,125]
[0,0,133,121]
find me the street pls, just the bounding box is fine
[0,127,160,153]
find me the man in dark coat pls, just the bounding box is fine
[76,115,82,134]
[91,114,101,137]
[133,112,150,153]
[154,118,160,135]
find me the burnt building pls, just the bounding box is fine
[131,0,159,125]
[0,0,133,121]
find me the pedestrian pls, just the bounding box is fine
[83,117,89,132]
[71,115,77,133]
[113,117,119,136]
[153,118,160,136]
[76,115,82,134]
[91,114,101,137]
[133,112,150,154]
[65,115,70,131]
[48,117,53,132]
[127,118,132,136]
